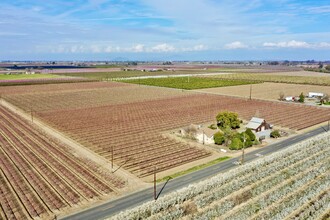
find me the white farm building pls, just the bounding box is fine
[308,92,324,98]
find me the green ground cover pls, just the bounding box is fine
[157,156,230,182]
[121,76,257,90]
[0,73,60,80]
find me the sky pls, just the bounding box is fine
[1,0,330,61]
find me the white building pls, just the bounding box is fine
[195,127,216,144]
[308,92,324,98]
[285,96,295,101]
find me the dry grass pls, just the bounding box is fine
[196,82,330,101]
[206,73,330,86]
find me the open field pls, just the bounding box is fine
[122,77,257,90]
[206,73,330,86]
[54,70,202,80]
[2,82,330,179]
[0,81,129,95]
[53,66,306,81]
[111,132,330,220]
[1,82,188,112]
[0,76,94,86]
[0,73,60,80]
[197,82,330,101]
[261,70,330,77]
[0,105,125,220]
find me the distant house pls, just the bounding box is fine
[308,92,324,98]
[195,127,216,144]
[179,124,216,144]
[285,96,295,101]
[246,117,271,132]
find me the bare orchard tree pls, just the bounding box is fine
[279,92,285,101]
[319,93,329,105]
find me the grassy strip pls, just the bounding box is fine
[157,156,230,182]
[55,70,209,80]
[0,78,95,86]
[54,69,239,80]
[122,77,257,90]
[0,73,60,80]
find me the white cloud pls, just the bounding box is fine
[318,42,330,48]
[149,43,175,52]
[224,41,248,49]
[307,6,330,14]
[40,43,210,54]
[181,44,208,52]
[130,44,145,52]
[192,44,208,51]
[263,40,330,49]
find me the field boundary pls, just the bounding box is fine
[0,99,148,192]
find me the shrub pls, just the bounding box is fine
[214,132,225,145]
[270,130,281,138]
[253,139,260,145]
[208,124,217,130]
[239,133,253,148]
[299,92,305,103]
[245,128,256,141]
[243,135,253,148]
[229,138,243,150]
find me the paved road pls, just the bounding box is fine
[61,126,328,220]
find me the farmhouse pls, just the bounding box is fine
[195,127,216,144]
[178,124,216,144]
[246,117,271,132]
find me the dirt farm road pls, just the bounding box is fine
[61,125,329,220]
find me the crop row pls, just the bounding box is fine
[110,132,330,220]
[122,77,257,90]
[0,105,125,220]
[2,82,330,177]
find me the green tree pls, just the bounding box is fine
[270,130,281,138]
[325,65,330,71]
[223,127,236,146]
[237,132,253,148]
[245,128,256,141]
[216,111,240,129]
[214,131,225,145]
[229,138,243,150]
[299,92,305,103]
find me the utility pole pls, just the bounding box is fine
[241,133,246,165]
[328,120,329,132]
[153,166,157,200]
[111,146,114,170]
[249,85,252,100]
[30,109,34,123]
[202,130,205,145]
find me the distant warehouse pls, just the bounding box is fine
[308,92,324,98]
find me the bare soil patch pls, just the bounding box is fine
[196,82,330,101]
